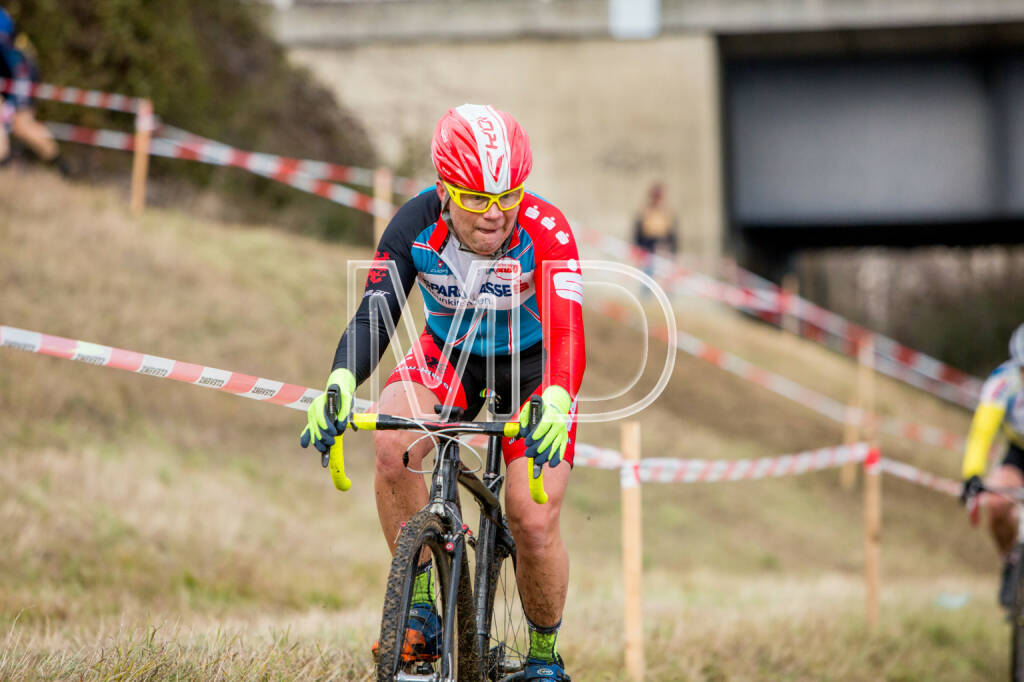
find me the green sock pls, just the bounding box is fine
[411,562,435,606]
[527,618,560,662]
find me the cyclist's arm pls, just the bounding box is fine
[962,368,1013,478]
[330,200,425,384]
[962,403,1007,478]
[532,215,586,399]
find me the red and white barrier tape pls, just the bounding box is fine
[45,122,392,218]
[1,325,962,494]
[730,265,982,408]
[0,78,146,114]
[580,230,981,409]
[0,325,348,411]
[40,117,417,209]
[592,300,966,452]
[157,123,424,196]
[877,458,960,496]
[0,324,608,466]
[624,442,872,485]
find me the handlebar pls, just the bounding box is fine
[525,395,547,504]
[321,395,550,504]
[325,387,352,492]
[978,484,1024,502]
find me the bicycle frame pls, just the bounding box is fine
[980,485,1024,682]
[347,397,541,682]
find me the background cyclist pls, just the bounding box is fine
[301,104,585,681]
[961,323,1024,607]
[0,6,68,174]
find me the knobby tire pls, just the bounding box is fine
[1013,547,1024,682]
[376,510,476,681]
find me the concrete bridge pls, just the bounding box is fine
[263,0,1024,275]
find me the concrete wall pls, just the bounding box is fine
[288,36,724,261]
[269,0,1024,47]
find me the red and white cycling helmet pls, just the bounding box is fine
[431,104,532,194]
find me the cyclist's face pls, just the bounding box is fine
[438,182,519,256]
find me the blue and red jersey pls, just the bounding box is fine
[332,189,586,399]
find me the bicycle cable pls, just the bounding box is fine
[401,427,485,475]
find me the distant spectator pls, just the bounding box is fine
[632,181,678,257]
[0,7,70,175]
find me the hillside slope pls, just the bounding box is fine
[0,171,1004,680]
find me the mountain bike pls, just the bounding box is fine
[325,389,548,682]
[976,484,1024,682]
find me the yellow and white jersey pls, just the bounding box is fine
[962,361,1024,478]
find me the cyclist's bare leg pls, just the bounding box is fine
[373,380,441,555]
[504,457,571,627]
[12,109,58,161]
[984,464,1024,556]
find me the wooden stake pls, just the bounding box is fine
[130,99,153,215]
[373,166,393,245]
[864,447,881,629]
[621,422,645,681]
[861,337,877,443]
[840,337,870,490]
[860,336,880,629]
[781,272,800,335]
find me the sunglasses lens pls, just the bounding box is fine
[445,183,524,213]
[458,190,491,212]
[497,187,524,209]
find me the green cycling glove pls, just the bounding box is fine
[519,385,572,476]
[299,368,356,454]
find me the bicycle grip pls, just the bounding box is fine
[326,387,352,492]
[526,395,548,505]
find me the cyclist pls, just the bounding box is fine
[301,104,585,680]
[961,322,1024,607]
[0,7,68,174]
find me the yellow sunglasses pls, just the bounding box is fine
[443,180,525,214]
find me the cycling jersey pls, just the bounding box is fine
[0,43,34,110]
[332,189,586,401]
[962,361,1024,478]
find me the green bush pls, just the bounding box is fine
[7,0,376,241]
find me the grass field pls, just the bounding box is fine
[0,171,1010,680]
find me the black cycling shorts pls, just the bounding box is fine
[1002,442,1024,472]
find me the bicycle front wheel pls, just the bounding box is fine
[376,510,476,682]
[1012,551,1024,682]
[474,520,529,681]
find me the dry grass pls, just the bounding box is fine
[0,170,1009,679]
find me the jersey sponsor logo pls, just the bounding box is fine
[367,250,391,285]
[541,216,556,230]
[398,364,453,393]
[493,259,521,282]
[984,377,1010,403]
[424,279,517,299]
[555,230,570,245]
[524,205,540,220]
[426,281,463,299]
[479,281,515,297]
[553,271,583,305]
